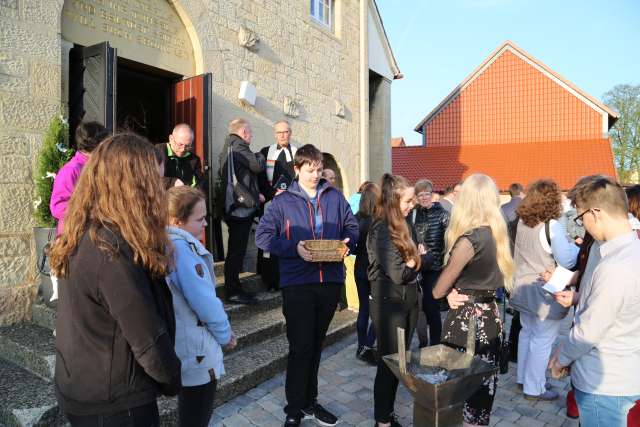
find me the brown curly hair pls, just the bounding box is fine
[516,179,562,227]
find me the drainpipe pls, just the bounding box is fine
[359,0,369,183]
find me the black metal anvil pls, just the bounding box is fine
[383,317,498,426]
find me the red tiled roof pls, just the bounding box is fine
[391,137,405,147]
[392,138,617,191]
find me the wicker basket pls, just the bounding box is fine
[303,240,347,262]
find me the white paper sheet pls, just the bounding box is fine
[542,265,574,294]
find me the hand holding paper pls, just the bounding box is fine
[542,265,574,294]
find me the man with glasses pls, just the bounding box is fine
[410,179,450,347]
[549,175,640,427]
[257,120,297,292]
[158,123,206,191]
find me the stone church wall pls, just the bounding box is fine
[0,0,362,324]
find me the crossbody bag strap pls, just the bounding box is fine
[228,145,238,185]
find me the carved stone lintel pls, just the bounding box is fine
[334,100,346,118]
[238,25,259,49]
[283,96,300,118]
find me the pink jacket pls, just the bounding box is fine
[50,151,88,235]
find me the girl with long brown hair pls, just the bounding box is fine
[367,174,431,427]
[49,133,181,427]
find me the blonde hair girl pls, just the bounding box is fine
[433,173,514,427]
[444,173,515,291]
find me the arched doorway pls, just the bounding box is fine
[60,0,202,142]
[322,153,347,193]
[59,0,222,255]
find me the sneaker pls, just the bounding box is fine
[284,414,302,427]
[302,402,338,426]
[226,291,258,305]
[374,413,403,427]
[524,390,559,401]
[356,346,377,366]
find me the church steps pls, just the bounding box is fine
[0,308,356,426]
[31,273,275,332]
[0,360,66,427]
[2,303,288,382]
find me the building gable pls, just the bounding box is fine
[415,41,618,147]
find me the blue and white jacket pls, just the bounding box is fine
[166,226,231,386]
[255,179,359,287]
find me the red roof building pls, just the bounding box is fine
[391,137,406,147]
[392,41,619,191]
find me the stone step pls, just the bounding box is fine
[158,309,357,425]
[0,323,55,382]
[0,310,356,426]
[5,300,287,382]
[0,360,66,427]
[32,278,278,332]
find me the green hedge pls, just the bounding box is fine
[34,116,74,228]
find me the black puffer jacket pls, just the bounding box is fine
[367,220,433,301]
[410,202,450,271]
[55,227,181,416]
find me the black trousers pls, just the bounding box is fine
[282,283,341,416]
[178,379,217,427]
[257,249,279,291]
[224,217,254,296]
[370,293,419,423]
[66,401,159,427]
[418,270,442,347]
[508,310,521,361]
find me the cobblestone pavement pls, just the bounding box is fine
[210,311,577,427]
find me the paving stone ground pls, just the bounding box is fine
[210,310,577,427]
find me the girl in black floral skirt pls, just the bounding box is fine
[433,174,515,427]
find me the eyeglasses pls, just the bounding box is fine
[574,208,600,227]
[417,192,432,198]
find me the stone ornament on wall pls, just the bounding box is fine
[283,96,300,118]
[335,100,346,118]
[238,25,259,50]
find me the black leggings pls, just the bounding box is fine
[178,379,217,427]
[370,296,418,423]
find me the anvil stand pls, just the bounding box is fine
[383,315,498,427]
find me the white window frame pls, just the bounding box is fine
[310,0,332,29]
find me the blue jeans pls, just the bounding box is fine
[355,274,376,348]
[574,388,640,427]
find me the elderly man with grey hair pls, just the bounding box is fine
[157,123,206,191]
[219,118,265,304]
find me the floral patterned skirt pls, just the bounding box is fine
[441,293,502,426]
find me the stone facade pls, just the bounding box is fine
[0,0,398,324]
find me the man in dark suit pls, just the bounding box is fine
[257,120,297,291]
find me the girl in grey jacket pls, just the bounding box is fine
[166,186,236,427]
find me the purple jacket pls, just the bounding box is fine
[256,179,359,288]
[50,151,88,235]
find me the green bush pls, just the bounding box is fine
[34,116,74,227]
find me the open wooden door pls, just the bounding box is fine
[68,42,117,138]
[171,74,223,258]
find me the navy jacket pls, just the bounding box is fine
[256,179,359,287]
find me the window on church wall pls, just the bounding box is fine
[310,0,333,29]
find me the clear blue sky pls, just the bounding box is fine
[376,0,640,146]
